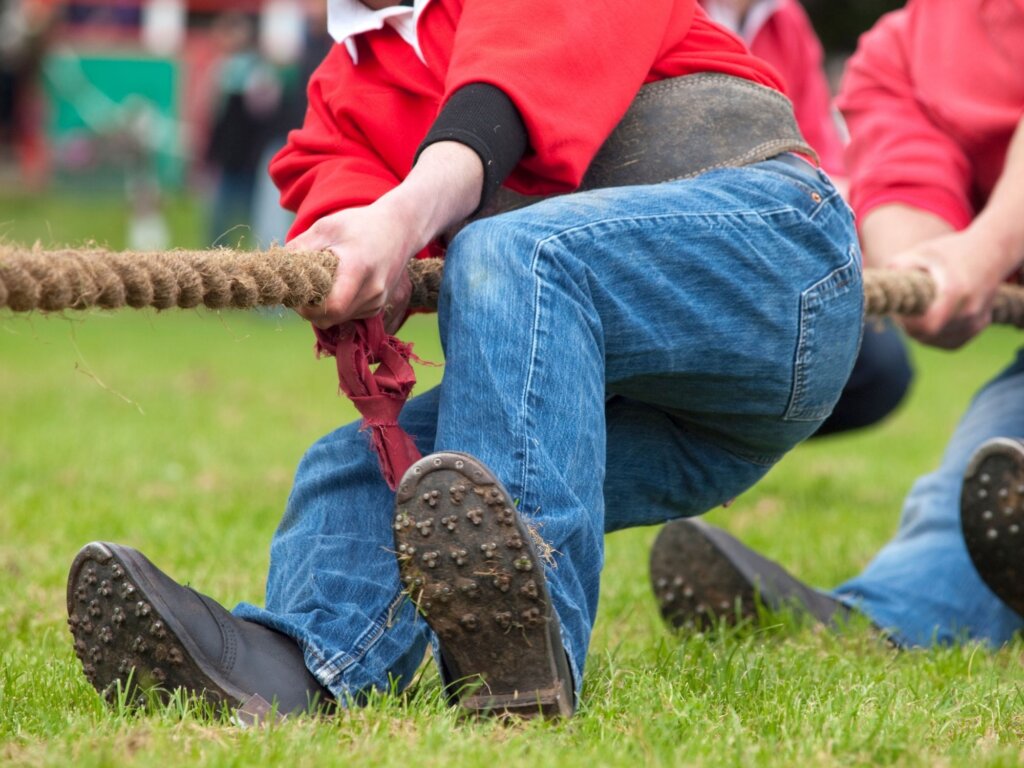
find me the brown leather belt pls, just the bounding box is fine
[478,73,817,219]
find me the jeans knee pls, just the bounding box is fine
[285,423,373,515]
[442,216,541,312]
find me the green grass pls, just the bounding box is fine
[1,196,1023,766]
[0,193,208,251]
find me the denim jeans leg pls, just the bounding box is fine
[833,349,1024,646]
[233,388,442,699]
[601,397,779,532]
[435,158,863,690]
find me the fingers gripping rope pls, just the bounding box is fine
[1,245,1022,325]
[861,268,1024,328]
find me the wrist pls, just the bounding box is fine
[376,188,435,258]
[859,204,954,268]
[385,141,484,251]
[969,212,1024,276]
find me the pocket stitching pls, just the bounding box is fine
[784,249,862,422]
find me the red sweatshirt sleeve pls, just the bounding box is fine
[435,0,696,194]
[270,47,402,240]
[837,8,974,230]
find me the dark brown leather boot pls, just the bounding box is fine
[67,542,332,723]
[960,437,1024,618]
[650,518,852,631]
[393,452,574,719]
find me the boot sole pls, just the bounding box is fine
[649,519,759,631]
[66,542,264,718]
[649,518,850,631]
[393,452,573,718]
[960,437,1024,618]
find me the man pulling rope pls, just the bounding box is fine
[50,0,1020,726]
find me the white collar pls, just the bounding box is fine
[702,0,781,44]
[327,0,432,64]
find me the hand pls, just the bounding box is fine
[287,141,484,332]
[383,268,413,335]
[859,118,1024,349]
[288,198,418,330]
[887,228,1005,349]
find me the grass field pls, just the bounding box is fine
[1,195,1023,766]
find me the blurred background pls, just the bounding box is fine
[0,0,329,250]
[0,0,901,252]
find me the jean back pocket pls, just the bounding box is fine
[784,248,864,422]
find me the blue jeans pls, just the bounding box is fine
[235,156,863,699]
[833,349,1024,646]
[812,320,913,437]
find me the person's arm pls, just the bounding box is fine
[838,7,1021,348]
[271,44,457,332]
[972,116,1024,277]
[285,79,527,332]
[838,7,975,235]
[287,0,693,330]
[860,116,1024,349]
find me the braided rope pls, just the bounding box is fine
[1,245,1022,326]
[861,268,1024,327]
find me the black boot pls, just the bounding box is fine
[960,437,1024,618]
[67,542,332,723]
[393,452,574,719]
[649,518,852,631]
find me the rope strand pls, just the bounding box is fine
[1,245,1022,326]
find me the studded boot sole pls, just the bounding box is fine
[960,437,1024,618]
[67,542,254,712]
[650,519,761,631]
[650,518,851,631]
[393,452,574,719]
[67,542,331,723]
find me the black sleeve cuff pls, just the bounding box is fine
[416,82,529,213]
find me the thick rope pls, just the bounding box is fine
[0,245,443,313]
[1,245,1023,325]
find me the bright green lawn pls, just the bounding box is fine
[1,196,1022,766]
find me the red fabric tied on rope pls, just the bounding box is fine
[314,317,421,490]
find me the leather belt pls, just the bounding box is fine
[478,73,817,219]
